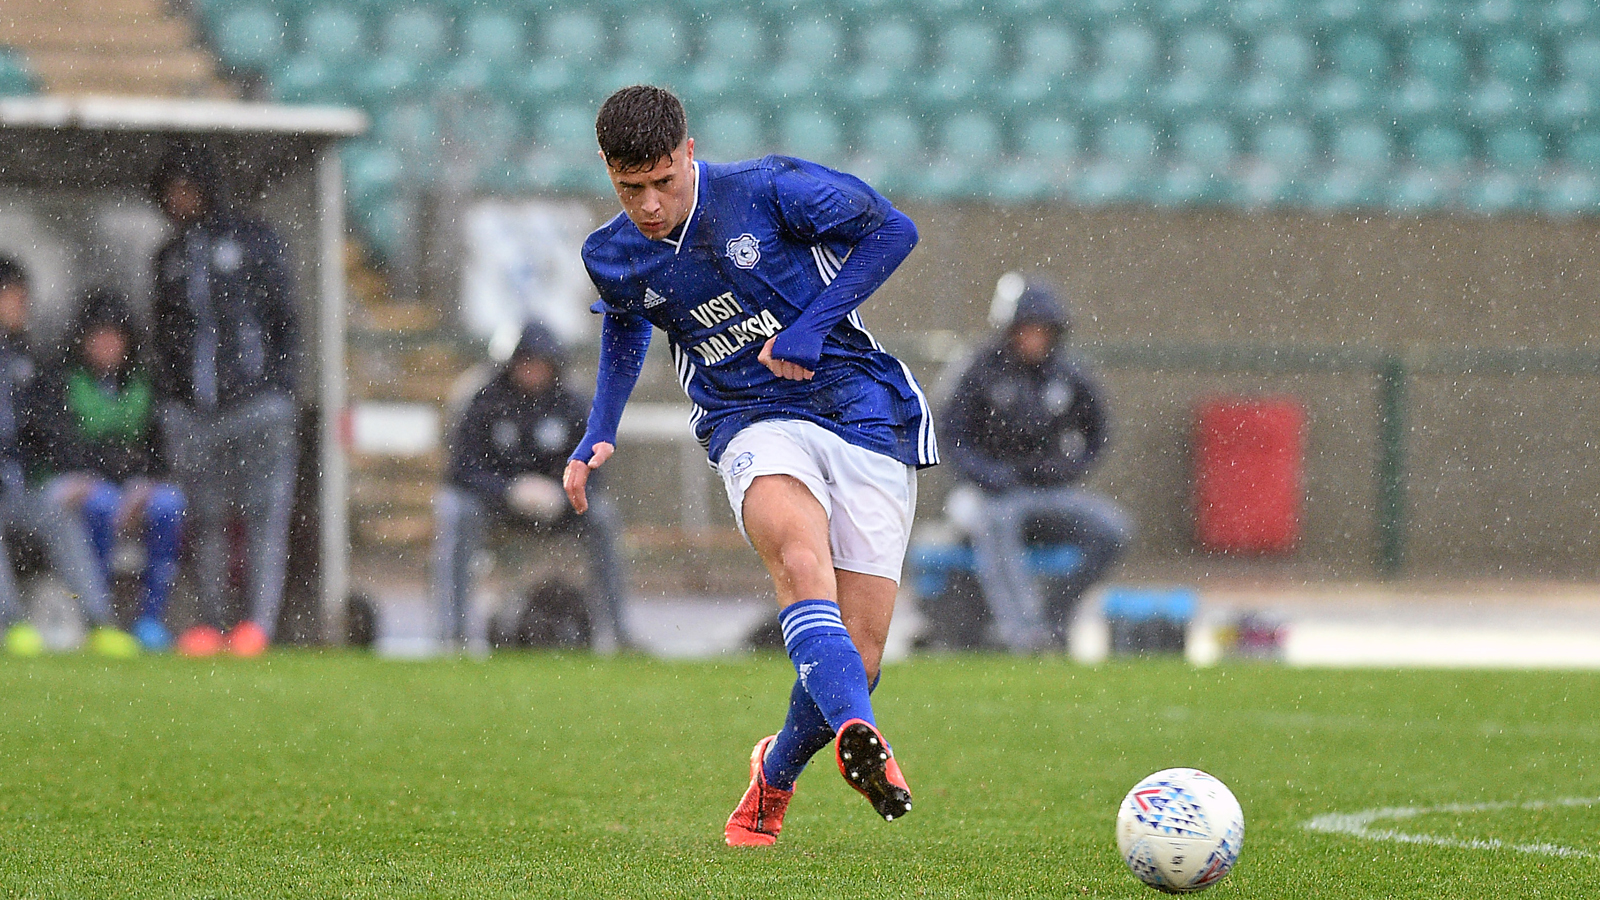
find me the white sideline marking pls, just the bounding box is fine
[1304,797,1600,858]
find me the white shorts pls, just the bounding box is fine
[717,419,917,583]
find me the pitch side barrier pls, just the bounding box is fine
[1079,342,1600,577]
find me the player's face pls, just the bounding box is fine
[605,138,696,241]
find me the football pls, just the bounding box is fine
[1115,768,1244,893]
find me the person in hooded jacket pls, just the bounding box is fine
[33,288,186,651]
[147,142,300,658]
[432,322,632,654]
[941,274,1134,653]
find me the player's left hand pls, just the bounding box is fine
[563,442,614,515]
[759,337,814,381]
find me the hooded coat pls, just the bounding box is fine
[445,322,588,515]
[148,144,300,410]
[28,288,167,484]
[942,282,1110,493]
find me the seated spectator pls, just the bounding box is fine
[148,142,299,658]
[433,322,633,654]
[33,288,186,651]
[0,259,135,657]
[941,274,1134,653]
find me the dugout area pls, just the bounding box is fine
[0,95,364,643]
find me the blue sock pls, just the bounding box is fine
[764,670,881,791]
[762,599,877,789]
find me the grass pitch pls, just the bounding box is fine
[1,652,1597,898]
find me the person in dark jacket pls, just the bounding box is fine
[0,260,134,657]
[34,288,186,651]
[432,322,632,653]
[148,142,300,658]
[941,274,1133,652]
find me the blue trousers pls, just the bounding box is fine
[969,485,1134,652]
[74,479,186,622]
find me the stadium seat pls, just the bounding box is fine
[1405,124,1472,169]
[844,17,924,109]
[1227,0,1293,29]
[1463,0,1527,36]
[1538,170,1600,215]
[1542,78,1597,135]
[457,7,528,68]
[923,19,1003,109]
[1306,165,1381,209]
[0,47,35,96]
[762,16,844,104]
[377,5,452,69]
[1311,0,1370,29]
[1015,114,1083,161]
[343,140,405,209]
[853,108,925,161]
[1250,120,1316,171]
[1400,32,1469,91]
[1159,28,1236,116]
[1095,119,1160,172]
[1308,32,1389,122]
[1325,30,1391,81]
[999,23,1080,109]
[372,101,442,175]
[1083,25,1160,118]
[1463,78,1528,127]
[1383,0,1447,31]
[1562,128,1600,171]
[1484,126,1547,170]
[1461,169,1533,213]
[1559,35,1600,84]
[1172,118,1238,170]
[697,107,768,162]
[272,51,350,104]
[354,54,425,103]
[1152,0,1217,27]
[680,13,765,107]
[1328,121,1393,171]
[1386,166,1454,211]
[1484,36,1547,87]
[536,8,608,70]
[775,105,847,166]
[1069,158,1141,206]
[1540,0,1595,34]
[296,3,367,63]
[211,4,287,73]
[936,110,1004,162]
[1235,30,1315,122]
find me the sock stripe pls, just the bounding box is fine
[778,601,847,648]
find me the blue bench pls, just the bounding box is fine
[908,541,1084,599]
[1101,586,1197,655]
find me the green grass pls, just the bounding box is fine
[1,653,1597,898]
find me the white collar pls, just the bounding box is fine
[660,160,702,255]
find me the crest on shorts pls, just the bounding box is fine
[725,233,761,270]
[729,451,755,476]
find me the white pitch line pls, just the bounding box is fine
[1304,797,1600,858]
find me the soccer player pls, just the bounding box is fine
[562,86,937,846]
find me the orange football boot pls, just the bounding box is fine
[724,735,795,847]
[835,719,912,821]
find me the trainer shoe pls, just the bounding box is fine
[176,625,224,657]
[227,621,269,658]
[4,622,44,657]
[131,616,172,652]
[835,718,913,822]
[88,626,140,659]
[724,734,794,847]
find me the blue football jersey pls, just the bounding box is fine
[581,155,939,468]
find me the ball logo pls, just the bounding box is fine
[725,233,761,270]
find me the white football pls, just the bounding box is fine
[1115,768,1244,893]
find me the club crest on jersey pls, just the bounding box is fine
[725,233,761,270]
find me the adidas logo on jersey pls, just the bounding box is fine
[643,287,667,309]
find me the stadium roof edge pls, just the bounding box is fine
[0,95,366,137]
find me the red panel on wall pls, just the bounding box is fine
[1193,397,1306,553]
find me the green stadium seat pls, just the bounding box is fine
[1484,36,1547,87]
[762,16,844,104]
[999,24,1080,109]
[296,4,367,61]
[524,102,603,191]
[0,47,36,96]
[1383,0,1447,32]
[1326,30,1390,80]
[1095,119,1160,172]
[1328,121,1393,171]
[212,5,287,73]
[1096,24,1160,76]
[343,140,404,207]
[1461,170,1533,213]
[1541,0,1596,35]
[537,8,607,69]
[1463,78,1529,127]
[1405,124,1472,168]
[1153,0,1217,27]
[1306,166,1380,209]
[272,51,351,104]
[1562,128,1600,171]
[1070,159,1140,206]
[1401,33,1469,90]
[604,9,688,96]
[1463,0,1528,36]
[697,107,767,162]
[1015,114,1082,160]
[844,17,924,109]
[457,7,527,67]
[1236,30,1315,122]
[775,106,847,165]
[1538,171,1600,215]
[924,19,1003,108]
[1251,120,1316,171]
[681,13,765,106]
[372,101,441,175]
[1386,168,1453,211]
[1311,0,1371,29]
[1172,119,1237,170]
[1386,76,1449,124]
[1484,126,1548,170]
[1228,0,1293,29]
[1160,28,1236,116]
[1559,35,1600,84]
[1542,78,1596,134]
[936,110,1003,161]
[354,54,424,102]
[377,5,452,68]
[853,108,925,160]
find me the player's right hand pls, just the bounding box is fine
[562,442,614,514]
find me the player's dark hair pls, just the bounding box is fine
[595,85,687,173]
[0,256,25,291]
